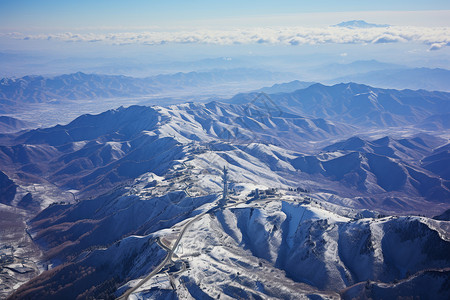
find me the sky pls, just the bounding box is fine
[1,0,450,31]
[0,0,450,77]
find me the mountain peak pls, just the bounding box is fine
[333,20,389,28]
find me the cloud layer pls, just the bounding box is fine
[2,26,449,50]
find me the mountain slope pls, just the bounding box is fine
[342,269,450,300]
[422,143,450,181]
[0,171,16,205]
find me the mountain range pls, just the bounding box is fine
[0,69,291,114]
[328,67,450,92]
[229,82,450,128]
[0,101,353,205]
[304,60,450,92]
[310,60,404,79]
[1,80,449,299]
[2,82,449,212]
[293,135,450,208]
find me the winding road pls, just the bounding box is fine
[116,195,280,299]
[116,209,210,300]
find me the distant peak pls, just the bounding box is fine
[331,82,371,93]
[65,71,87,77]
[307,82,327,89]
[333,20,389,28]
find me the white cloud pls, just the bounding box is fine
[1,26,449,50]
[428,42,448,51]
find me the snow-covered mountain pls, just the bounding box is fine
[2,100,447,214]
[342,268,450,299]
[9,185,450,299]
[1,82,450,299]
[333,20,389,28]
[0,102,354,206]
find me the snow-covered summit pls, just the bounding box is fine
[334,20,390,28]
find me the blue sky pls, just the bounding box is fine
[1,0,450,31]
[0,0,449,76]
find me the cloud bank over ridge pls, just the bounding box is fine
[1,25,449,50]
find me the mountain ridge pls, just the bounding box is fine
[229,82,450,128]
[327,67,450,92]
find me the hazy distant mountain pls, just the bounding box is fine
[229,82,450,128]
[333,20,389,28]
[0,116,35,133]
[0,72,158,112]
[0,52,261,78]
[310,59,405,79]
[255,80,315,94]
[0,69,289,113]
[328,67,450,92]
[307,61,450,92]
[419,113,450,131]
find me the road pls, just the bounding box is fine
[116,195,287,299]
[116,211,208,300]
